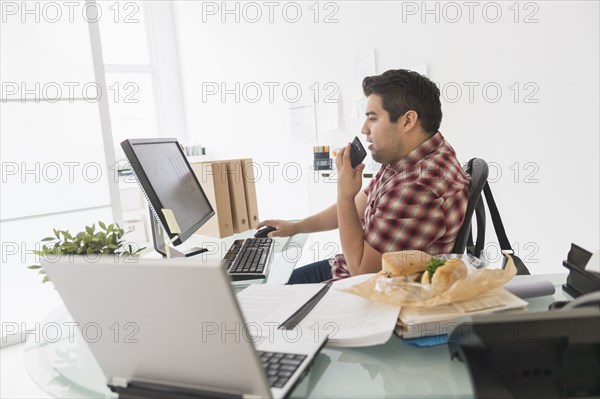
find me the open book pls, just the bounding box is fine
[397,288,528,339]
[236,276,401,347]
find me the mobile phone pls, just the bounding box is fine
[350,136,367,169]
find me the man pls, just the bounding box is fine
[258,69,471,284]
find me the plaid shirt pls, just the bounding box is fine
[330,132,471,279]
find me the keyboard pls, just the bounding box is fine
[257,351,307,389]
[222,238,273,281]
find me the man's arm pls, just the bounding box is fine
[335,143,382,275]
[258,184,367,238]
[337,192,382,275]
[295,203,339,233]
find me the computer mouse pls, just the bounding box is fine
[254,226,277,238]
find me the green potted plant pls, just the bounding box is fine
[28,221,145,283]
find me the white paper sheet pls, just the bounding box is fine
[236,277,400,347]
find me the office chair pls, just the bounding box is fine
[452,158,488,258]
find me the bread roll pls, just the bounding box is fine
[382,250,432,277]
[430,258,467,291]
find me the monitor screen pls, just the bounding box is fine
[121,138,214,247]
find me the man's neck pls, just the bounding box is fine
[399,131,432,160]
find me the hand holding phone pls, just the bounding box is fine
[350,136,367,169]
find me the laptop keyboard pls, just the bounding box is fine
[222,238,273,281]
[257,351,307,389]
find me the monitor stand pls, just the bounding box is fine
[149,209,208,258]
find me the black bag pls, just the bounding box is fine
[466,180,531,275]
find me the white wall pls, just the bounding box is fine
[0,3,115,338]
[173,1,599,274]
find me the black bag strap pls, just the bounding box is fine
[482,182,530,275]
[466,197,486,258]
[482,182,511,251]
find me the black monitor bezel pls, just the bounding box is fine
[121,138,215,246]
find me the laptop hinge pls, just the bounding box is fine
[107,378,246,399]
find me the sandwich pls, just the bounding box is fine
[381,250,468,292]
[421,258,468,292]
[381,250,431,279]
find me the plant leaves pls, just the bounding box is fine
[30,220,146,281]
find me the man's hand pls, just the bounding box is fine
[336,142,366,201]
[256,220,298,238]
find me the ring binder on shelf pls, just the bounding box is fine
[191,162,234,238]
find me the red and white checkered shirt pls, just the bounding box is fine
[330,132,471,279]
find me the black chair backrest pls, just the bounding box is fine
[452,158,488,257]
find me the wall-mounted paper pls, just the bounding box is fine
[289,100,317,142]
[322,93,340,132]
[355,49,376,98]
[356,97,367,120]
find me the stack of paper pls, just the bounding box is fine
[236,277,401,348]
[396,288,528,339]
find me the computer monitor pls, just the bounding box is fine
[121,138,215,257]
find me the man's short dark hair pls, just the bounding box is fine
[362,69,442,135]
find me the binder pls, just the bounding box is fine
[191,162,234,238]
[240,158,260,229]
[225,160,249,233]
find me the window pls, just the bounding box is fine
[92,0,188,242]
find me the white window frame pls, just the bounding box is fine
[87,0,189,224]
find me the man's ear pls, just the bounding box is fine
[403,110,419,131]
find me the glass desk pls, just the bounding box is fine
[24,259,567,398]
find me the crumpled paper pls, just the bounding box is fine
[343,254,517,307]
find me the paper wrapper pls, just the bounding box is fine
[343,254,517,307]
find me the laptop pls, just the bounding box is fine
[42,256,328,399]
